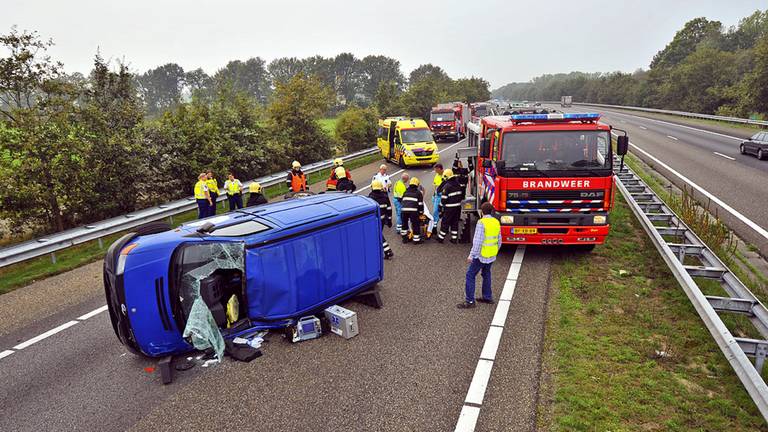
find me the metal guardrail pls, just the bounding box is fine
[0,146,380,269]
[572,102,768,127]
[614,157,768,421]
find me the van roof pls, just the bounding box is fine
[378,117,429,129]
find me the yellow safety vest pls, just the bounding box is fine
[226,180,241,195]
[194,180,207,199]
[479,217,501,258]
[393,180,407,199]
[433,173,444,188]
[206,178,219,194]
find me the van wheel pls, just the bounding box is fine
[740,144,746,155]
[135,221,172,236]
[398,155,406,168]
[759,149,766,160]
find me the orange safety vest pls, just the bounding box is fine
[290,171,307,192]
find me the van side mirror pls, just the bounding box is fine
[479,138,490,158]
[616,135,629,156]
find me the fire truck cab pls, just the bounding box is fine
[430,102,470,141]
[457,112,628,249]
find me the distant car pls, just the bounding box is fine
[104,193,384,358]
[740,132,768,160]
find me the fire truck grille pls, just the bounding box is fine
[506,190,605,212]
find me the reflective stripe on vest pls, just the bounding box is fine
[226,180,241,195]
[290,172,306,192]
[194,180,207,199]
[479,217,501,258]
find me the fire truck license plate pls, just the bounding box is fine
[513,228,537,234]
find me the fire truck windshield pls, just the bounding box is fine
[430,112,455,121]
[501,130,611,172]
[401,128,434,143]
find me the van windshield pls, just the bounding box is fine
[401,128,434,144]
[430,112,455,121]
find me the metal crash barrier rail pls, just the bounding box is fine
[0,146,380,269]
[614,158,768,421]
[572,102,768,127]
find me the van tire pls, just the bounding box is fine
[135,221,172,236]
[398,155,406,168]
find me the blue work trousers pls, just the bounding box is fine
[196,199,209,219]
[228,193,243,211]
[432,194,441,226]
[393,198,403,230]
[465,258,493,303]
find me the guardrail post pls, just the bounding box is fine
[50,252,57,264]
[97,238,103,249]
[168,215,174,225]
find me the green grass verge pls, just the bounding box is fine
[318,118,338,136]
[542,195,768,431]
[0,151,381,295]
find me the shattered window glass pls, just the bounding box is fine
[178,242,244,360]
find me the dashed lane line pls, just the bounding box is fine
[1,142,466,363]
[602,109,744,142]
[713,152,736,161]
[666,135,678,141]
[455,246,527,432]
[614,132,768,242]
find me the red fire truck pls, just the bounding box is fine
[458,112,629,249]
[429,102,470,141]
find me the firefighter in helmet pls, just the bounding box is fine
[246,182,268,207]
[437,169,463,244]
[327,158,352,191]
[368,179,394,259]
[286,160,307,194]
[401,177,424,244]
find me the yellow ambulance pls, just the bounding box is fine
[377,117,439,167]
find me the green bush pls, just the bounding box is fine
[335,106,379,153]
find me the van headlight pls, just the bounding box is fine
[593,215,607,224]
[500,215,514,224]
[404,148,415,157]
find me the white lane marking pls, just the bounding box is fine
[506,262,522,280]
[455,405,481,432]
[0,349,14,360]
[666,135,678,141]
[639,126,647,130]
[605,109,743,141]
[464,359,494,405]
[491,299,511,327]
[13,320,79,350]
[713,152,735,161]
[77,305,108,321]
[614,132,768,241]
[455,246,526,431]
[480,326,504,361]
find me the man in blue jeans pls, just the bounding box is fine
[458,202,502,309]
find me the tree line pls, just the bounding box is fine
[0,28,490,237]
[493,10,768,118]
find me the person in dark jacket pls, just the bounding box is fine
[401,177,424,244]
[452,155,469,200]
[437,169,463,244]
[368,180,394,259]
[335,166,356,193]
[246,182,268,207]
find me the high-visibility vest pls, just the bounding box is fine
[206,178,219,194]
[478,217,501,258]
[290,171,307,192]
[393,180,406,199]
[226,180,241,195]
[194,180,207,199]
[433,173,444,188]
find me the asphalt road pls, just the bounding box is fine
[0,139,553,432]
[550,104,768,256]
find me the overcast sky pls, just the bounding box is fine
[3,0,765,88]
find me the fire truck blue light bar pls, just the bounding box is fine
[510,113,601,122]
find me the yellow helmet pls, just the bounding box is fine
[443,169,454,179]
[409,177,420,186]
[333,158,344,166]
[292,160,301,169]
[334,166,346,179]
[249,182,262,193]
[371,180,383,191]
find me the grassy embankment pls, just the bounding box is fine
[0,149,380,295]
[540,167,768,430]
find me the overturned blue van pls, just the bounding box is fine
[103,193,384,359]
